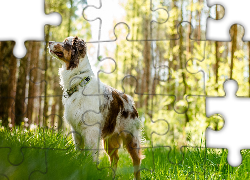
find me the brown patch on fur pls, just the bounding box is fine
[121,94,129,103]
[122,110,129,118]
[102,90,124,138]
[121,94,138,119]
[67,36,87,70]
[121,94,129,118]
[131,105,139,119]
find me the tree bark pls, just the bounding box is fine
[143,17,151,116]
[230,25,237,79]
[215,5,220,93]
[7,42,17,127]
[180,0,189,125]
[68,0,73,37]
[27,42,40,125]
[197,0,202,41]
[43,25,51,127]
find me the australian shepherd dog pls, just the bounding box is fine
[49,36,143,179]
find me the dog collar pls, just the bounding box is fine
[65,76,92,98]
[74,69,89,75]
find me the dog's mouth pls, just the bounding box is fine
[50,50,64,58]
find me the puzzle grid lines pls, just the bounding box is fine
[1,0,250,179]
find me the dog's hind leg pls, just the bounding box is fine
[123,133,142,180]
[104,134,121,174]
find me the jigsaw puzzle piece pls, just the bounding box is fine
[0,96,15,128]
[14,95,63,130]
[98,130,149,179]
[0,147,46,179]
[150,93,222,168]
[121,76,170,145]
[83,0,224,41]
[96,23,172,95]
[118,77,172,172]
[204,147,250,179]
[0,122,47,177]
[184,95,224,147]
[181,146,207,179]
[0,0,61,58]
[0,41,64,129]
[187,25,249,97]
[0,174,8,180]
[97,22,206,106]
[30,130,113,179]
[149,94,188,166]
[83,0,168,41]
[154,0,223,40]
[154,22,206,66]
[153,22,206,113]
[149,94,224,178]
[0,41,17,128]
[206,0,250,41]
[206,79,250,167]
[141,146,207,179]
[31,150,111,180]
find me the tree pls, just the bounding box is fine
[230,25,237,79]
[215,5,220,93]
[7,42,17,127]
[15,50,29,126]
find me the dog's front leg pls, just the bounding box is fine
[71,129,84,150]
[84,126,101,162]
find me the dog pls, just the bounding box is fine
[49,36,142,179]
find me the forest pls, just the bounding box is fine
[3,0,250,179]
[0,0,249,151]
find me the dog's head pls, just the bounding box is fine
[49,36,87,70]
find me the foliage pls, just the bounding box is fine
[1,128,250,179]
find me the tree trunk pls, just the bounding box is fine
[0,42,15,127]
[43,25,51,127]
[197,0,202,41]
[68,0,73,37]
[186,0,193,54]
[15,42,32,126]
[248,42,250,97]
[230,25,237,79]
[215,5,220,93]
[7,42,17,127]
[180,0,189,125]
[143,17,151,116]
[27,42,39,125]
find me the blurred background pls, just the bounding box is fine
[0,0,248,147]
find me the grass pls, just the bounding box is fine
[0,127,250,179]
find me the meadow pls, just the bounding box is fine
[1,127,250,180]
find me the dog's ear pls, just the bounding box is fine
[67,36,87,69]
[78,38,87,57]
[72,36,86,57]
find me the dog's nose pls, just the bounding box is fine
[49,41,55,45]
